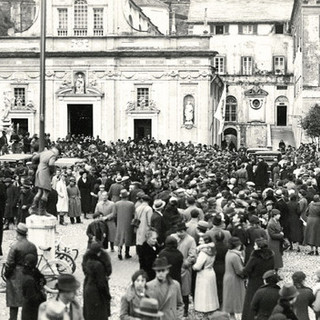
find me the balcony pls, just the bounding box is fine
[57,29,68,36]
[74,28,87,36]
[93,29,104,36]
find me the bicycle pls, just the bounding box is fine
[55,237,79,273]
[1,246,72,293]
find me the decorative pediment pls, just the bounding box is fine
[126,100,160,114]
[244,84,268,97]
[56,85,104,98]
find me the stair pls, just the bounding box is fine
[271,126,296,151]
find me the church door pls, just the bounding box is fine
[134,119,152,140]
[277,105,287,126]
[68,104,93,137]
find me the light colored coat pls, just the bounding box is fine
[56,180,68,213]
[95,200,116,242]
[193,249,219,312]
[135,202,153,246]
[223,249,246,313]
[147,278,184,320]
[174,233,197,296]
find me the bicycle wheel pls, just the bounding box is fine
[40,259,72,291]
[55,251,76,273]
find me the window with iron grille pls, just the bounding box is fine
[14,88,26,106]
[93,8,103,36]
[58,8,68,36]
[225,96,237,122]
[74,0,87,36]
[273,56,285,74]
[137,88,149,108]
[241,56,253,75]
[213,56,226,75]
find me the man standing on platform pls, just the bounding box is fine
[29,145,60,215]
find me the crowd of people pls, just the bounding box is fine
[2,133,320,320]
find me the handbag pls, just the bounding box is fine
[282,238,291,251]
[131,218,141,229]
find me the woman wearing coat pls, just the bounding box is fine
[120,270,149,319]
[305,195,320,255]
[241,238,275,320]
[193,234,219,313]
[223,237,246,320]
[82,243,112,320]
[56,174,69,225]
[21,253,46,320]
[287,194,303,251]
[267,209,284,270]
[67,177,82,224]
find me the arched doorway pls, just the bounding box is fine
[275,96,288,126]
[222,127,237,150]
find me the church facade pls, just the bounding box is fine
[0,0,222,145]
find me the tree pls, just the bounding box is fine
[301,104,320,140]
[0,8,13,36]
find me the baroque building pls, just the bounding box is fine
[0,0,222,144]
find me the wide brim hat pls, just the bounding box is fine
[16,223,28,236]
[153,199,166,211]
[56,274,80,292]
[265,200,274,206]
[212,214,223,226]
[43,300,65,320]
[152,257,172,270]
[134,297,164,318]
[197,220,209,233]
[279,283,299,300]
[275,189,283,198]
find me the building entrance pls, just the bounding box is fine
[134,119,152,140]
[277,105,287,126]
[68,104,93,136]
[11,118,28,135]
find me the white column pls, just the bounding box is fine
[26,214,57,261]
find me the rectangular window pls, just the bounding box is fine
[93,8,104,36]
[74,1,88,36]
[275,24,284,34]
[58,8,68,36]
[239,24,257,35]
[137,88,149,108]
[241,56,253,75]
[213,56,226,75]
[274,56,285,74]
[14,88,26,106]
[210,24,229,35]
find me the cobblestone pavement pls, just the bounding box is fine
[0,217,318,320]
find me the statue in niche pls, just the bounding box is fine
[2,92,14,121]
[183,95,195,126]
[75,73,85,94]
[16,96,23,108]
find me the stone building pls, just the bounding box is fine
[0,0,222,144]
[290,0,320,146]
[187,0,296,149]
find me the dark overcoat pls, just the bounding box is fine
[275,198,290,238]
[114,199,135,246]
[293,285,315,320]
[245,226,267,263]
[5,238,38,307]
[77,177,92,214]
[287,199,303,243]
[251,283,280,320]
[4,184,19,219]
[139,241,160,281]
[158,246,184,284]
[267,218,284,269]
[241,248,275,320]
[83,254,112,320]
[21,267,46,320]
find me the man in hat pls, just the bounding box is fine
[4,223,37,320]
[172,222,197,317]
[17,180,35,223]
[134,297,164,320]
[206,214,231,246]
[108,176,124,202]
[251,269,281,320]
[147,257,184,320]
[274,189,290,240]
[114,189,136,260]
[38,274,83,320]
[151,199,166,246]
[29,145,60,215]
[182,197,204,222]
